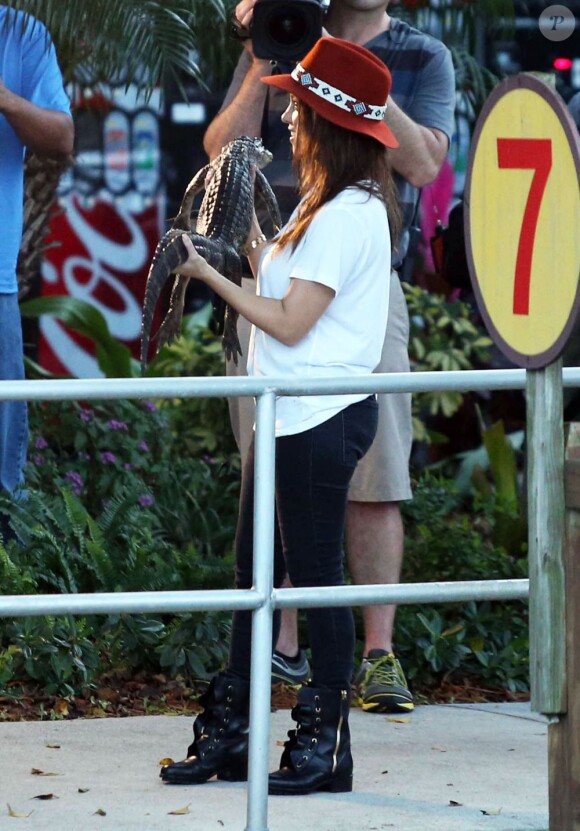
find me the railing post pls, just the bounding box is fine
[548,422,580,829]
[245,390,276,831]
[527,358,566,716]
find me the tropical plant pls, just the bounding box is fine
[5,0,237,90]
[392,472,529,693]
[404,282,493,442]
[455,418,527,557]
[20,296,240,464]
[0,349,238,695]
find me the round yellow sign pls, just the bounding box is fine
[465,74,580,368]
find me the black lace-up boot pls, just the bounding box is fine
[160,672,250,784]
[269,685,353,795]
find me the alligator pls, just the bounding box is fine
[140,136,281,372]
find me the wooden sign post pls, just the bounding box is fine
[464,73,580,828]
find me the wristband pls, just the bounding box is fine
[244,233,267,253]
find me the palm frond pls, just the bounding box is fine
[4,0,239,95]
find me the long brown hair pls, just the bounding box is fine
[274,98,402,253]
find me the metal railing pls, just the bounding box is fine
[2,366,579,830]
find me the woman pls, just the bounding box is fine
[160,36,401,795]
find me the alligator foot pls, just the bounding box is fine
[222,311,243,366]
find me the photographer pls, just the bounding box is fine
[204,0,455,716]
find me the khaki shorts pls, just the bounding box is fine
[226,271,413,503]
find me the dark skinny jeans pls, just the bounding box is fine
[228,395,378,690]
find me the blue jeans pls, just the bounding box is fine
[229,396,378,689]
[0,294,28,510]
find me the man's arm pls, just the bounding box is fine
[203,52,272,159]
[0,79,73,158]
[203,0,274,160]
[203,52,271,160]
[386,99,448,188]
[384,39,455,189]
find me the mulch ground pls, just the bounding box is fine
[0,672,529,722]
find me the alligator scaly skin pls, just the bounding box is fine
[140,136,281,373]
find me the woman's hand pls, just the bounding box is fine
[174,235,212,282]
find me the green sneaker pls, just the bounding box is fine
[354,649,414,714]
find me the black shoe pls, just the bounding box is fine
[268,686,353,796]
[160,673,249,785]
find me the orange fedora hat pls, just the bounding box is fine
[262,36,399,149]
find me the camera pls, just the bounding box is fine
[231,0,324,63]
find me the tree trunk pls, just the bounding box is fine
[17,151,72,299]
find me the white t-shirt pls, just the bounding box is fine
[247,186,391,437]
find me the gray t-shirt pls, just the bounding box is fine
[236,19,455,268]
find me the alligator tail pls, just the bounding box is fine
[140,231,189,374]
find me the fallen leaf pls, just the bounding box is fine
[45,743,60,749]
[159,757,175,766]
[449,800,463,807]
[54,700,69,716]
[31,769,60,777]
[431,746,447,752]
[94,808,107,816]
[7,804,33,818]
[32,794,58,801]
[386,717,410,723]
[276,741,285,747]
[481,808,502,816]
[86,705,108,718]
[78,788,90,794]
[95,687,119,703]
[168,804,191,815]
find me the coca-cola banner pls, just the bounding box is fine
[40,87,165,377]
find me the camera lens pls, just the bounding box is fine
[251,0,323,62]
[269,12,308,47]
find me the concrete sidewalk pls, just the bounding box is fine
[1,702,548,831]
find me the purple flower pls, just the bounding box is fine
[138,494,154,508]
[100,451,117,465]
[141,400,157,412]
[124,463,133,471]
[32,455,43,466]
[137,440,149,453]
[65,470,84,495]
[106,419,128,431]
[35,436,48,450]
[79,408,93,422]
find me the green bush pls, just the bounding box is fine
[392,474,529,694]
[0,316,239,697]
[0,303,529,703]
[404,282,492,443]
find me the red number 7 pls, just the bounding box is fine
[497,138,552,316]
